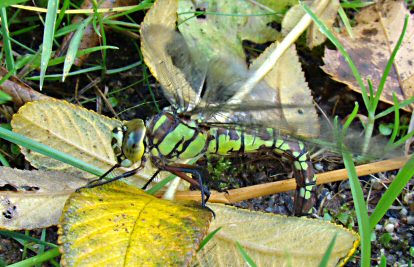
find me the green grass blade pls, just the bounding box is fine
[318,234,337,267]
[370,154,414,229]
[0,152,10,166]
[0,230,57,248]
[7,247,60,267]
[236,242,257,267]
[302,3,369,110]
[337,6,353,39]
[0,7,15,70]
[39,0,58,90]
[197,226,222,251]
[341,2,373,8]
[145,175,175,195]
[388,94,400,145]
[375,96,414,119]
[342,151,371,267]
[372,15,408,111]
[105,0,153,20]
[0,127,104,177]
[62,16,93,81]
[0,90,12,104]
[379,254,387,267]
[106,60,142,74]
[0,0,29,8]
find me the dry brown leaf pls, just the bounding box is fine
[250,42,320,137]
[322,0,414,111]
[196,203,359,267]
[0,66,49,107]
[0,167,87,230]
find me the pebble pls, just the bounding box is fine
[265,207,274,213]
[388,217,398,224]
[407,215,414,225]
[371,179,383,190]
[385,223,395,233]
[339,181,350,190]
[375,224,383,231]
[314,163,324,171]
[400,208,408,216]
[403,192,414,204]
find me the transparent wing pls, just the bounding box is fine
[142,25,319,138]
[140,25,206,111]
[185,56,319,138]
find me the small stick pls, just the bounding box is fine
[172,155,411,203]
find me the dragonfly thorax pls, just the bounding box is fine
[111,119,146,167]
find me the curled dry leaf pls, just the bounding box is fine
[0,167,87,230]
[59,181,212,267]
[196,203,359,267]
[322,0,414,111]
[0,66,49,108]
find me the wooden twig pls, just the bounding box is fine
[173,156,411,203]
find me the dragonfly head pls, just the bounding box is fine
[112,119,146,167]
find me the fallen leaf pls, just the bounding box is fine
[0,167,86,230]
[196,203,359,266]
[59,181,212,267]
[322,0,414,111]
[11,99,156,184]
[0,66,49,107]
[250,42,319,137]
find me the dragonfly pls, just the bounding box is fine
[86,25,324,216]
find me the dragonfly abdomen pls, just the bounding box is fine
[207,127,279,155]
[207,126,317,214]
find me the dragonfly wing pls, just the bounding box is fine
[186,56,319,138]
[141,25,205,111]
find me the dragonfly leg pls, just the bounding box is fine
[161,164,211,205]
[155,163,215,214]
[274,140,317,216]
[142,170,161,190]
[81,159,146,190]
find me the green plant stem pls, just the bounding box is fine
[8,247,60,267]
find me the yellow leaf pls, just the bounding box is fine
[11,99,156,184]
[59,181,212,267]
[195,204,358,266]
[0,167,86,230]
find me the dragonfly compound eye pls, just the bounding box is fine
[122,119,146,167]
